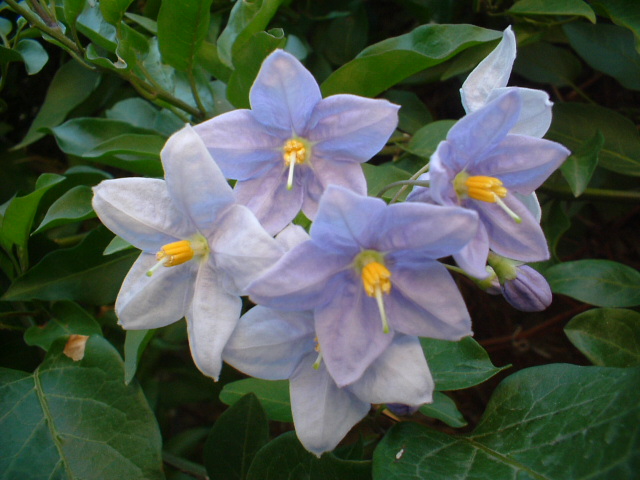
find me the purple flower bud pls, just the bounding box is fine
[501,265,552,312]
[386,403,420,416]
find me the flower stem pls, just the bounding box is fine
[376,180,429,199]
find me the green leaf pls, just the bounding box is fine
[13,61,100,150]
[116,22,151,70]
[219,378,292,422]
[363,163,412,201]
[513,41,582,87]
[508,0,596,23]
[0,173,65,251]
[383,90,433,135]
[49,118,164,176]
[403,119,456,157]
[226,29,286,108]
[318,6,368,66]
[124,329,155,384]
[15,38,48,75]
[217,0,285,67]
[104,235,134,255]
[560,130,603,196]
[418,391,467,428]
[421,336,508,391]
[247,432,371,480]
[100,0,134,24]
[563,22,640,91]
[24,301,102,351]
[63,0,86,27]
[33,185,96,234]
[2,227,137,305]
[592,0,640,54]
[544,200,571,260]
[547,102,640,176]
[84,133,166,159]
[546,259,640,307]
[204,393,269,480]
[0,45,23,66]
[157,0,214,72]
[321,24,501,97]
[106,98,183,137]
[565,308,640,367]
[373,364,640,479]
[76,1,117,52]
[0,336,164,480]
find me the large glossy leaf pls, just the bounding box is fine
[2,227,137,305]
[24,301,102,351]
[564,22,640,91]
[124,329,155,384]
[33,185,96,234]
[0,173,65,252]
[157,0,214,72]
[362,163,412,200]
[321,24,501,97]
[513,41,582,87]
[565,308,640,367]
[421,336,508,391]
[13,61,100,149]
[0,335,164,480]
[100,0,133,24]
[592,0,640,53]
[559,130,603,197]
[247,432,371,480]
[373,364,640,479]
[204,393,269,480]
[219,378,292,422]
[403,120,456,158]
[226,29,286,108]
[216,0,284,67]
[547,102,640,176]
[508,0,596,22]
[49,118,164,176]
[546,259,640,307]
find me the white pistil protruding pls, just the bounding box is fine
[374,286,390,334]
[286,151,296,191]
[312,351,323,370]
[496,196,522,224]
[146,256,169,277]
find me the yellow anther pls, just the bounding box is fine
[146,237,208,277]
[156,240,194,266]
[283,139,307,165]
[283,139,308,190]
[361,262,392,297]
[465,176,507,203]
[361,261,392,334]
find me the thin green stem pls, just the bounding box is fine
[539,184,640,204]
[6,0,78,52]
[376,179,429,199]
[390,162,430,204]
[188,70,207,118]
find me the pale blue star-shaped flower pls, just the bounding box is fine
[248,185,476,387]
[194,49,399,234]
[408,91,570,279]
[92,126,284,380]
[223,306,433,456]
[461,25,553,138]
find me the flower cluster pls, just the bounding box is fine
[92,30,569,456]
